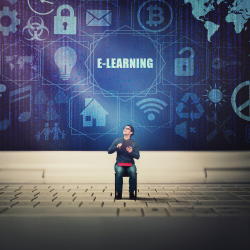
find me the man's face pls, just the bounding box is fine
[123,126,133,137]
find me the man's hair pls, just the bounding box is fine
[127,124,135,137]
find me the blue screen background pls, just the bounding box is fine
[0,0,249,150]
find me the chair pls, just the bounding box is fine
[114,169,137,200]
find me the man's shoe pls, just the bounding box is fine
[115,193,122,199]
[129,192,135,200]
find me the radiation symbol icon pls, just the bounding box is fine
[231,81,250,121]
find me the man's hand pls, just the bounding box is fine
[117,143,122,148]
[126,146,133,153]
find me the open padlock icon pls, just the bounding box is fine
[175,47,195,76]
[54,5,76,35]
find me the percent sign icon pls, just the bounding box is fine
[231,81,250,121]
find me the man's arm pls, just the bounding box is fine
[108,139,118,154]
[129,142,140,159]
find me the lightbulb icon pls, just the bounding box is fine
[54,46,77,81]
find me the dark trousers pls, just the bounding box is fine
[114,164,137,193]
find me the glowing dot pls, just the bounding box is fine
[148,113,155,121]
[0,84,6,92]
[208,89,223,103]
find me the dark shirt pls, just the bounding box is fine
[108,137,140,164]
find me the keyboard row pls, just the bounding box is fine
[0,206,250,217]
[1,185,250,192]
[1,194,250,202]
[1,199,250,208]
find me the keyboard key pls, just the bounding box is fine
[166,207,194,217]
[191,201,250,207]
[189,192,205,196]
[35,202,60,207]
[55,196,75,201]
[12,202,37,207]
[74,196,95,201]
[78,207,118,217]
[147,202,169,207]
[0,201,18,207]
[17,192,38,196]
[0,192,21,196]
[218,210,247,216]
[194,196,217,201]
[0,196,16,201]
[125,201,147,207]
[205,188,226,192]
[168,201,192,208]
[192,208,219,217]
[103,201,124,207]
[155,197,176,202]
[143,207,168,217]
[175,196,197,201]
[173,188,191,191]
[94,196,115,201]
[79,201,103,207]
[155,192,167,195]
[57,202,81,207]
[119,207,143,217]
[4,187,21,191]
[204,193,243,201]
[34,196,56,201]
[222,187,245,191]
[213,207,250,215]
[191,188,210,191]
[230,192,250,196]
[167,192,187,196]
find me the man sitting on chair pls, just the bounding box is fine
[108,125,140,199]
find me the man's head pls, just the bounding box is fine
[123,124,134,138]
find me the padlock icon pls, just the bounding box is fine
[175,47,195,76]
[54,5,76,35]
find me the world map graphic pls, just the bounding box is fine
[184,0,250,41]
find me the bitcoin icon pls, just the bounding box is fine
[137,0,173,33]
[146,5,164,27]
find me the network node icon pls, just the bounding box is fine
[136,98,168,121]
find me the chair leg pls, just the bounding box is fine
[135,173,137,201]
[114,173,117,198]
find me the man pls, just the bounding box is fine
[108,125,140,199]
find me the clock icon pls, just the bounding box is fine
[27,0,57,15]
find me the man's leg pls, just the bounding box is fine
[126,164,137,193]
[114,164,125,194]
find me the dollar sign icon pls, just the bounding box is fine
[146,5,164,27]
[137,0,174,33]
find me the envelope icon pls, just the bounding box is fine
[86,9,112,26]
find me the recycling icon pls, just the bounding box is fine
[176,93,204,120]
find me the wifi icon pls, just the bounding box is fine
[136,98,168,121]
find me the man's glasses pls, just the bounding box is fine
[123,127,131,131]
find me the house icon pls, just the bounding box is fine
[80,98,109,127]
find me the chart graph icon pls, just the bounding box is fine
[136,98,168,121]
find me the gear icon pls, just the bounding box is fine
[0,6,20,36]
